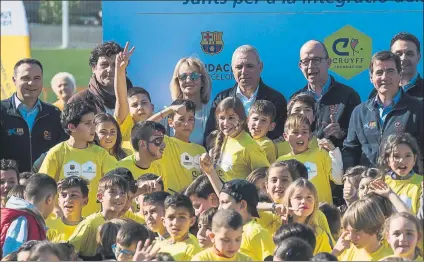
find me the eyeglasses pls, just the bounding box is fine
[111,244,135,258]
[299,57,328,66]
[178,72,202,82]
[148,137,164,147]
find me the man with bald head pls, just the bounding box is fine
[204,45,287,143]
[292,40,361,148]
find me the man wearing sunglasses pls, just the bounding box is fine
[205,45,288,143]
[292,40,361,149]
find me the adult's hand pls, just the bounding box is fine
[323,114,344,139]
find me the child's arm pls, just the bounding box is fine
[318,138,343,185]
[114,42,135,124]
[369,179,413,214]
[199,153,223,196]
[147,104,186,123]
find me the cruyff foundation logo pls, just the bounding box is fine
[324,25,372,80]
[201,31,224,55]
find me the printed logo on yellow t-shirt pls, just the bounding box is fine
[180,153,201,171]
[304,162,318,180]
[220,153,233,172]
[399,195,412,209]
[64,161,97,180]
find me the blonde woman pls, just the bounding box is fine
[51,72,76,111]
[169,56,212,145]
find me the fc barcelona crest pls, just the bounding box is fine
[201,31,224,55]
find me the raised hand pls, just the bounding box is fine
[323,114,344,139]
[343,178,357,201]
[276,204,296,224]
[133,239,160,261]
[116,41,135,70]
[169,104,186,115]
[200,153,214,175]
[318,138,336,152]
[332,231,351,256]
[369,178,392,198]
[137,176,162,195]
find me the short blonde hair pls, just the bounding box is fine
[342,198,385,235]
[282,178,318,230]
[284,114,311,133]
[50,72,76,92]
[169,57,211,104]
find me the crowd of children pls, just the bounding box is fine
[0,44,423,261]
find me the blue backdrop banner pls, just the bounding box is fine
[103,0,423,109]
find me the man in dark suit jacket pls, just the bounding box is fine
[204,45,287,143]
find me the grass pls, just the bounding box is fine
[31,48,92,102]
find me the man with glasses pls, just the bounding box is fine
[293,40,361,149]
[343,51,423,170]
[369,32,423,101]
[204,45,288,143]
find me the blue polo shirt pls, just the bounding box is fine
[307,76,331,101]
[374,88,402,127]
[403,72,419,93]
[236,85,259,115]
[14,94,41,132]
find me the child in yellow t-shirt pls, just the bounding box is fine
[184,175,219,217]
[116,121,169,191]
[68,175,129,258]
[157,194,201,261]
[210,97,270,182]
[39,101,117,217]
[281,178,333,255]
[148,99,207,193]
[378,133,423,215]
[192,209,252,261]
[113,45,153,152]
[46,176,89,243]
[142,191,171,241]
[196,207,218,249]
[384,212,423,261]
[276,93,318,158]
[247,100,277,163]
[333,199,393,261]
[276,114,343,204]
[113,221,151,261]
[246,167,268,196]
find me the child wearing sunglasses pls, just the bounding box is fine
[116,121,169,192]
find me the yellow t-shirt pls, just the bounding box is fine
[68,212,106,257]
[39,142,117,217]
[256,211,281,236]
[122,141,135,154]
[255,136,277,163]
[123,210,145,224]
[158,234,202,261]
[216,131,270,182]
[46,217,80,243]
[191,247,252,261]
[158,136,206,193]
[117,114,134,145]
[314,226,332,255]
[116,154,168,192]
[275,136,318,158]
[385,173,423,215]
[338,243,393,261]
[240,220,275,261]
[315,210,335,246]
[276,148,335,204]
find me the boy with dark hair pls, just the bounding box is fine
[117,121,168,190]
[149,99,207,193]
[1,174,57,258]
[158,194,201,261]
[192,209,252,261]
[40,101,117,217]
[46,176,89,242]
[247,100,277,163]
[273,222,317,249]
[1,159,19,208]
[196,207,218,249]
[184,175,219,217]
[114,44,154,151]
[142,191,171,240]
[68,175,129,258]
[113,221,151,261]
